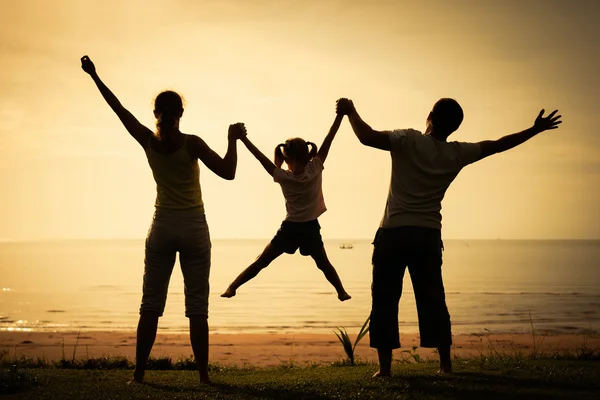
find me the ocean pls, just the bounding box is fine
[0,239,599,335]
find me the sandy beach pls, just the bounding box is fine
[2,331,598,367]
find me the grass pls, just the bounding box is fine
[1,345,600,399]
[1,356,600,399]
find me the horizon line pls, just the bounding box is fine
[0,237,599,243]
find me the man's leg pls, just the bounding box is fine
[369,229,406,377]
[408,231,452,373]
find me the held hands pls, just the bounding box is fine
[336,98,355,116]
[228,122,247,141]
[80,55,96,75]
[533,109,562,132]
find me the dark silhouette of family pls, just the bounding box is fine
[81,55,562,384]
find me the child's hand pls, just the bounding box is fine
[336,98,355,115]
[228,123,247,141]
[80,55,96,75]
[533,109,562,132]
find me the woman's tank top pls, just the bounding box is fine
[145,134,204,213]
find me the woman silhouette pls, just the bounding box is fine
[81,55,246,384]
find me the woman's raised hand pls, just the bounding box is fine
[336,98,355,115]
[533,109,562,133]
[228,123,247,141]
[80,55,96,75]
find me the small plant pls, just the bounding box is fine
[528,310,549,358]
[278,358,297,369]
[146,356,173,370]
[174,355,197,370]
[71,330,81,363]
[396,346,422,364]
[81,356,131,370]
[333,315,370,366]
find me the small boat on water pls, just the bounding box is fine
[339,243,354,249]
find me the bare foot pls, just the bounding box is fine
[372,370,391,378]
[338,292,351,302]
[437,365,453,374]
[220,287,236,298]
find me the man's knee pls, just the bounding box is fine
[139,300,165,317]
[138,310,161,324]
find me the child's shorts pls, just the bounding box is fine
[270,219,323,256]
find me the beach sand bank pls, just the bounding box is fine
[2,331,599,366]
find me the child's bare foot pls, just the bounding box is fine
[372,370,391,378]
[220,287,236,298]
[338,292,351,301]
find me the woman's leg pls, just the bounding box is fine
[189,315,210,383]
[179,214,212,383]
[132,214,177,383]
[132,311,160,382]
[221,243,284,297]
[310,246,351,301]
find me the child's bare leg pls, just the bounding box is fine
[189,315,210,383]
[221,243,284,297]
[310,246,351,301]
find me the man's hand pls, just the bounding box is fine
[80,55,96,75]
[336,98,355,115]
[228,123,247,141]
[533,109,562,132]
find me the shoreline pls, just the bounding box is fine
[2,331,599,367]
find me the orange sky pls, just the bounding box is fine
[0,0,598,240]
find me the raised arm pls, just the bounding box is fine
[317,113,343,163]
[477,109,562,160]
[240,135,278,176]
[187,123,245,180]
[80,55,152,147]
[337,98,391,151]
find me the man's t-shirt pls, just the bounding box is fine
[273,156,327,222]
[381,129,481,230]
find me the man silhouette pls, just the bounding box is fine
[337,97,561,376]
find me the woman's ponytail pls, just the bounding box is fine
[274,144,286,168]
[306,141,318,160]
[154,90,184,142]
[156,112,177,141]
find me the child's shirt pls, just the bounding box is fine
[382,129,481,230]
[273,156,326,222]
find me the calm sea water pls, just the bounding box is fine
[0,239,599,335]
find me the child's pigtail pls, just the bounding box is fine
[307,141,318,160]
[274,144,286,168]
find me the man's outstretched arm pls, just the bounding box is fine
[478,109,562,160]
[337,98,392,151]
